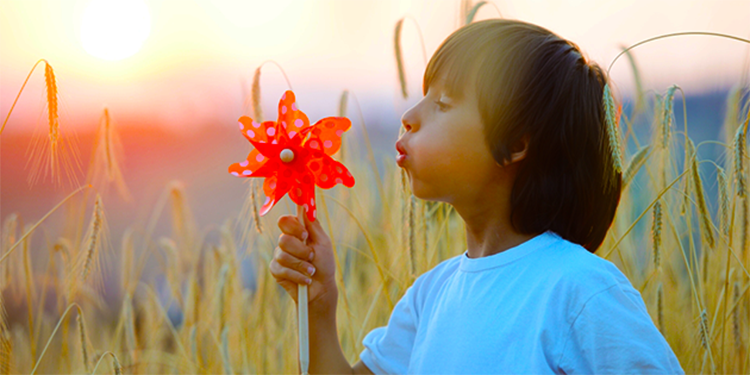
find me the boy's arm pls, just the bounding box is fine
[352,360,375,375]
[306,300,373,375]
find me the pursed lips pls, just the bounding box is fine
[396,141,407,167]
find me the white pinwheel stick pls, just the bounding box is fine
[281,147,309,375]
[296,193,310,375]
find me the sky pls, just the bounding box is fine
[1,0,749,133]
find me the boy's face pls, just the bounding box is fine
[396,76,504,205]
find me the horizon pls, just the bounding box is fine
[1,0,749,134]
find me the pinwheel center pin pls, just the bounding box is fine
[280,148,295,163]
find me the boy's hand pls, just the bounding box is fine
[270,211,338,314]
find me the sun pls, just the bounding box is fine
[80,0,151,61]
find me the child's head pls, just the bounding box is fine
[397,19,621,253]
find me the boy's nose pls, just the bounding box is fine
[400,101,420,132]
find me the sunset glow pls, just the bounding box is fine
[80,0,151,61]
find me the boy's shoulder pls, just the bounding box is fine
[541,233,645,318]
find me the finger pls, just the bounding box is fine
[269,260,300,301]
[300,204,326,243]
[278,214,308,242]
[274,247,316,278]
[269,257,312,285]
[278,234,314,261]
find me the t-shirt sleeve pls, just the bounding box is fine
[558,283,685,374]
[359,284,419,375]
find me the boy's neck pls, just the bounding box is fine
[457,193,537,259]
[464,221,536,259]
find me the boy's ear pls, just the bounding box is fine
[498,134,530,167]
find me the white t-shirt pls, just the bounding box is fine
[359,230,684,374]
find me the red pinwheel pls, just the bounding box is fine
[228,90,355,222]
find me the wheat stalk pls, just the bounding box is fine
[698,309,712,357]
[603,84,623,174]
[76,313,90,373]
[656,282,664,335]
[660,86,678,150]
[0,214,19,291]
[81,195,103,284]
[44,62,59,144]
[21,223,36,360]
[250,179,263,234]
[337,90,349,161]
[652,199,662,269]
[251,66,263,122]
[734,126,746,198]
[717,168,730,239]
[743,198,749,259]
[733,281,741,351]
[220,326,233,374]
[90,351,122,375]
[692,154,715,250]
[394,18,408,99]
[623,145,651,188]
[216,263,230,330]
[0,290,11,375]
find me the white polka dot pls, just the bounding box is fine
[246,129,255,138]
[303,203,309,212]
[321,174,328,181]
[256,154,265,162]
[312,209,316,219]
[292,102,297,111]
[295,119,303,127]
[335,166,342,173]
[240,160,249,167]
[264,197,271,205]
[310,140,319,149]
[267,127,276,136]
[289,131,297,138]
[269,181,276,189]
[310,198,314,206]
[252,121,261,128]
[282,93,287,100]
[346,171,352,177]
[335,129,343,137]
[231,171,239,176]
[324,140,333,148]
[335,178,343,184]
[242,170,252,176]
[238,121,243,129]
[271,139,277,144]
[281,121,287,128]
[281,105,287,114]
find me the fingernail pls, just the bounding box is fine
[305,278,312,285]
[301,231,309,241]
[307,266,316,276]
[308,251,315,261]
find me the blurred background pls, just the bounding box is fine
[1,2,749,371]
[1,0,749,268]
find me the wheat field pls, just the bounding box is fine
[1,4,750,374]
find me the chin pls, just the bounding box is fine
[408,178,443,202]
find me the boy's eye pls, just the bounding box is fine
[434,100,449,111]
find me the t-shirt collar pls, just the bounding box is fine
[459,230,560,272]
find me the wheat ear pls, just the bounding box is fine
[603,84,623,174]
[81,195,103,283]
[251,66,263,122]
[652,199,662,269]
[623,145,651,187]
